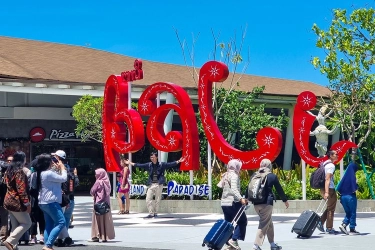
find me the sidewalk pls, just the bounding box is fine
[71,198,374,250]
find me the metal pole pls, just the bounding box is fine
[301,160,306,201]
[208,144,212,200]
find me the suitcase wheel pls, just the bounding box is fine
[297,235,301,238]
[202,243,205,247]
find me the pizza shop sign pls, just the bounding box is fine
[49,129,79,140]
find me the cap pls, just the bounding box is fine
[52,150,66,159]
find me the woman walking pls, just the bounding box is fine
[3,151,32,250]
[36,154,67,250]
[251,159,289,250]
[117,159,130,214]
[220,159,248,250]
[90,168,115,242]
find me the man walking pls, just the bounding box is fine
[125,152,184,218]
[317,150,338,234]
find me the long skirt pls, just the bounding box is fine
[91,210,115,241]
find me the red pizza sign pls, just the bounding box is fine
[29,127,46,142]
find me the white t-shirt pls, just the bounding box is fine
[324,160,335,189]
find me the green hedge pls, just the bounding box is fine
[131,164,374,200]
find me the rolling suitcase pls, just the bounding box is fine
[202,205,246,250]
[291,199,327,238]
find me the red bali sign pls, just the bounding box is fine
[102,60,145,172]
[293,91,357,167]
[138,83,199,171]
[198,61,283,169]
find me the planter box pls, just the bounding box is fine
[110,198,375,214]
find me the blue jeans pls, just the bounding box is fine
[340,193,357,229]
[221,202,247,241]
[40,202,66,248]
[64,200,75,229]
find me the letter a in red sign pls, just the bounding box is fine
[138,82,200,171]
[198,61,283,169]
[102,74,145,172]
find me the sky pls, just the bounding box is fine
[1,0,375,86]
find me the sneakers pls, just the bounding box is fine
[339,223,349,235]
[253,246,262,250]
[271,243,282,250]
[63,237,73,246]
[350,228,360,235]
[317,221,325,232]
[227,239,241,250]
[30,237,37,244]
[54,239,64,247]
[39,236,44,245]
[326,228,339,234]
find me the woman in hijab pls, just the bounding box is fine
[337,162,360,235]
[220,159,248,250]
[251,159,289,250]
[3,151,32,250]
[90,168,115,242]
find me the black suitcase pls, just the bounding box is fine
[202,205,247,250]
[291,199,327,238]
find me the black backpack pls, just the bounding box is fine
[247,170,271,203]
[310,161,330,189]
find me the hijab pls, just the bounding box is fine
[336,162,358,195]
[227,159,242,174]
[259,158,272,173]
[95,168,111,195]
[217,159,242,188]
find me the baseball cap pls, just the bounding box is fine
[52,150,66,159]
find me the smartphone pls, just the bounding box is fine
[52,157,59,163]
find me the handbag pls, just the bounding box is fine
[94,201,110,215]
[94,184,110,215]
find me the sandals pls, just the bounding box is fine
[118,210,129,214]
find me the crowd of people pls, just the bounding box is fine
[0,148,360,250]
[0,150,82,250]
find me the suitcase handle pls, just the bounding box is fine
[316,199,328,215]
[231,204,247,227]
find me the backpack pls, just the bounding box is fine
[247,170,271,203]
[310,161,331,189]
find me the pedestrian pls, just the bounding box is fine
[90,168,115,242]
[316,150,339,234]
[3,151,32,250]
[220,159,248,250]
[116,173,126,209]
[0,160,10,243]
[336,161,360,235]
[117,158,130,214]
[125,152,184,218]
[36,153,67,250]
[251,159,288,250]
[29,157,45,244]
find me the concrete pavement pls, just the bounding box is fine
[64,196,375,249]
